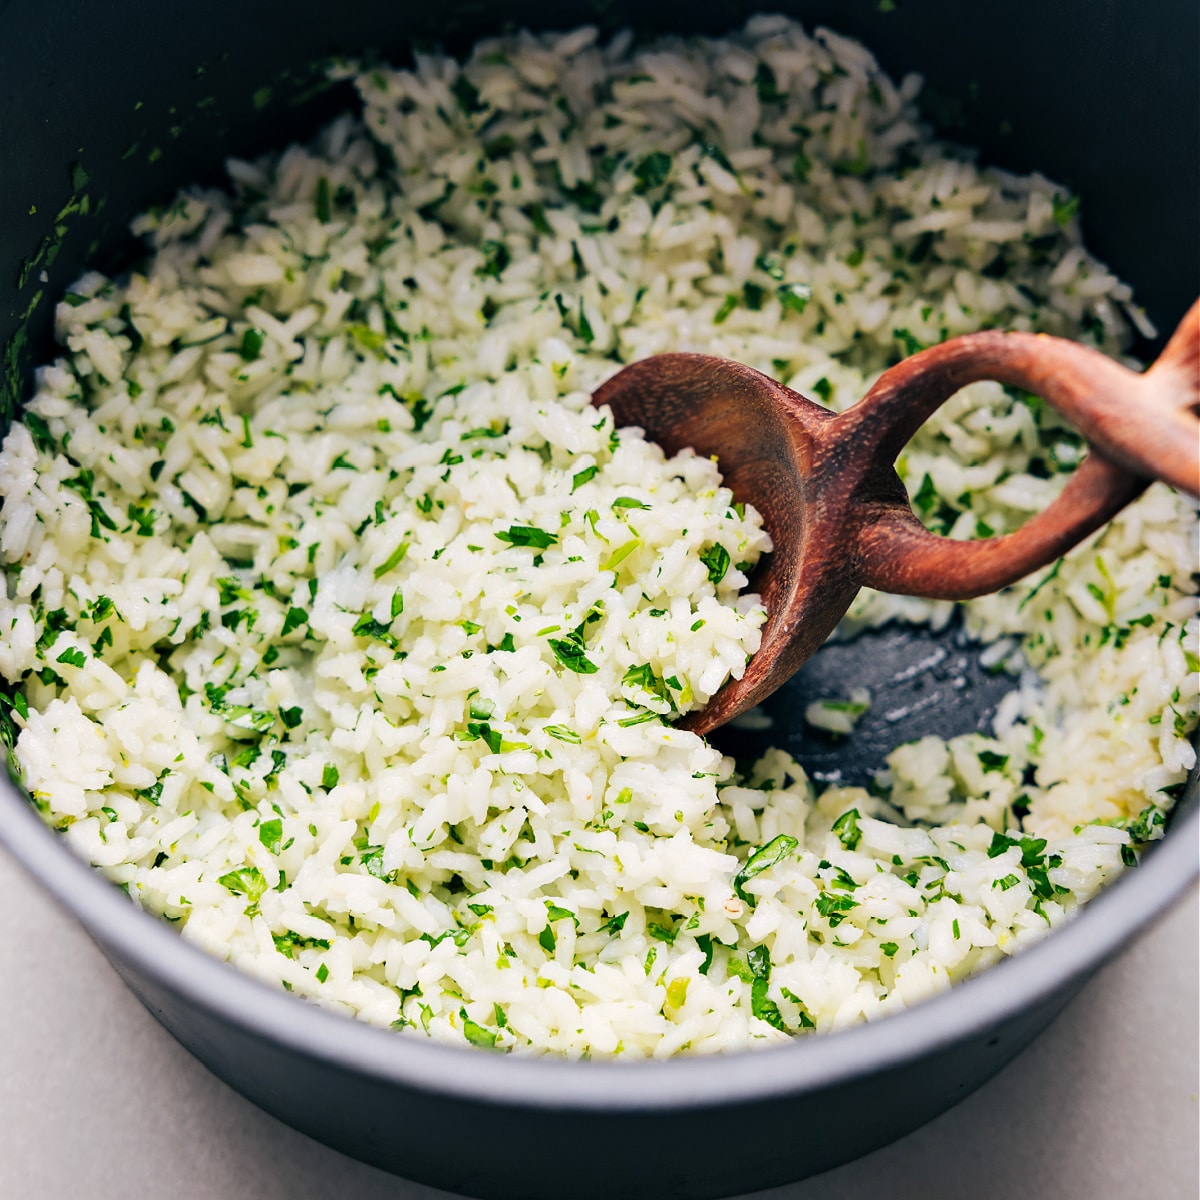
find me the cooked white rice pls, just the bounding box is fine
[0,17,1196,1058]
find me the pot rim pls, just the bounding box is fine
[1,770,1194,1111]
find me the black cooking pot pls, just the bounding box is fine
[0,2,1196,1198]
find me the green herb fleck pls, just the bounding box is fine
[548,639,598,674]
[478,239,510,278]
[259,818,284,854]
[699,544,730,585]
[572,464,598,491]
[218,866,267,905]
[281,607,308,637]
[1052,193,1080,227]
[315,177,332,223]
[714,293,739,324]
[831,808,862,851]
[633,151,672,193]
[733,834,799,906]
[239,327,264,362]
[496,524,557,550]
[374,541,409,578]
[778,282,812,314]
[451,73,485,115]
[461,1010,498,1048]
[978,750,1009,773]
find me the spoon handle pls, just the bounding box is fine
[837,301,1199,600]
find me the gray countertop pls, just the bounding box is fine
[1,842,1196,1200]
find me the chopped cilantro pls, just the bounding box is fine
[699,544,730,585]
[24,412,58,454]
[281,607,308,636]
[733,834,799,906]
[754,61,784,104]
[218,866,267,905]
[259,818,284,853]
[617,710,661,727]
[814,892,858,926]
[1128,805,1166,843]
[778,282,811,314]
[1052,193,1080,227]
[478,239,510,278]
[576,300,595,344]
[572,464,598,491]
[913,473,939,516]
[633,151,672,192]
[548,638,598,674]
[135,777,165,807]
[315,177,332,223]
[374,541,409,578]
[496,524,557,549]
[351,614,398,647]
[714,293,739,324]
[747,944,786,1029]
[978,750,1009,773]
[601,539,640,571]
[831,808,862,851]
[461,1010,498,1048]
[239,327,264,361]
[272,931,331,959]
[622,662,670,704]
[451,73,486,115]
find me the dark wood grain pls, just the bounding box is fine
[593,301,1200,734]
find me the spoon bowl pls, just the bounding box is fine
[594,302,1200,733]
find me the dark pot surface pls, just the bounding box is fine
[0,2,1196,1197]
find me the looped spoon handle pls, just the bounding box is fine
[593,301,1200,734]
[847,299,1199,597]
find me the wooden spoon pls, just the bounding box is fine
[593,300,1200,735]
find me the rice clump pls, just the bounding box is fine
[0,17,1195,1058]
